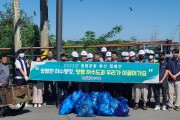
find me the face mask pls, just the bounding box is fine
[19,53,25,58]
[139,55,144,60]
[148,55,154,60]
[106,57,111,62]
[61,59,66,61]
[124,57,129,61]
[47,56,53,60]
[73,57,78,61]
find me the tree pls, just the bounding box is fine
[81,31,96,46]
[0,3,40,48]
[80,25,124,45]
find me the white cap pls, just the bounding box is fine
[101,47,107,52]
[129,51,136,57]
[87,53,93,59]
[121,52,129,57]
[149,50,154,54]
[72,51,79,57]
[145,49,150,54]
[106,51,112,57]
[81,50,87,56]
[138,50,145,55]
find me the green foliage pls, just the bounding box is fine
[0,3,40,49]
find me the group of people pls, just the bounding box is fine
[0,47,180,112]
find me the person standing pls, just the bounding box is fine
[154,52,168,111]
[147,50,158,107]
[120,51,133,105]
[0,54,10,88]
[15,49,30,107]
[43,50,57,105]
[56,53,69,108]
[89,52,103,92]
[15,49,29,85]
[87,53,93,62]
[167,49,180,111]
[68,51,79,94]
[77,50,89,93]
[32,56,43,108]
[133,50,148,110]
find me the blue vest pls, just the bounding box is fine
[15,58,28,77]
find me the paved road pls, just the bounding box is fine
[0,105,179,120]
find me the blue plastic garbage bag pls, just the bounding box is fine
[59,90,84,115]
[90,92,100,112]
[75,94,95,117]
[71,90,84,102]
[114,97,129,117]
[59,95,74,115]
[96,92,114,116]
[110,98,120,115]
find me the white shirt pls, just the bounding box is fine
[15,59,28,78]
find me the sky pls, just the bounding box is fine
[1,0,180,42]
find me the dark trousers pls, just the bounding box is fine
[89,82,103,92]
[77,82,89,93]
[57,82,69,104]
[15,78,27,86]
[121,83,133,101]
[155,81,168,106]
[44,81,56,102]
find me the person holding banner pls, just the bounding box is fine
[147,50,158,107]
[107,51,119,97]
[133,50,148,110]
[15,49,30,107]
[56,53,69,108]
[120,52,133,106]
[32,56,43,108]
[89,52,104,92]
[43,51,57,105]
[167,49,180,111]
[77,50,89,93]
[154,52,168,111]
[69,51,79,93]
[103,51,112,93]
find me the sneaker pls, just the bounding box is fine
[162,105,166,111]
[154,105,160,111]
[174,106,179,111]
[168,107,173,111]
[15,103,21,108]
[38,104,42,108]
[34,104,37,108]
[133,104,139,110]
[142,104,147,110]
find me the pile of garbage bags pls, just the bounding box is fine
[59,90,129,117]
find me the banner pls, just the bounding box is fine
[29,61,159,83]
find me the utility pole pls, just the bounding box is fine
[56,0,63,61]
[153,26,159,41]
[40,0,49,51]
[13,0,22,53]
